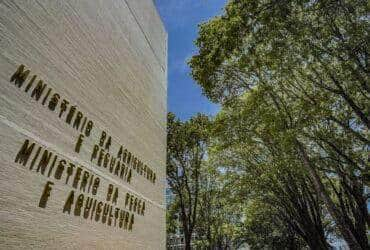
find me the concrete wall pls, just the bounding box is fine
[0,0,167,249]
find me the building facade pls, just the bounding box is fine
[0,0,167,249]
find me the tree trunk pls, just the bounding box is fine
[184,230,192,250]
[295,140,363,249]
[327,75,370,130]
[339,90,370,130]
[306,233,330,250]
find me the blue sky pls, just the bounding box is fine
[155,0,227,121]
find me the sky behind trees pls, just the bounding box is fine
[155,0,226,120]
[163,0,369,249]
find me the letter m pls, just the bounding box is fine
[15,139,35,166]
[10,64,30,88]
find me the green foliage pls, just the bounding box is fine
[187,0,369,249]
[166,197,180,234]
[166,112,210,249]
[241,199,306,249]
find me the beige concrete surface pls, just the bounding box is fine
[0,0,167,249]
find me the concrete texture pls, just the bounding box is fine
[0,0,167,249]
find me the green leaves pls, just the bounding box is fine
[188,0,369,248]
[166,112,211,248]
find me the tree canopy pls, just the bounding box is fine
[167,0,369,249]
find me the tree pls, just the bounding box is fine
[195,163,238,249]
[190,0,369,248]
[241,198,307,249]
[210,92,331,249]
[167,112,210,250]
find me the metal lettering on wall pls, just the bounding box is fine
[9,64,157,232]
